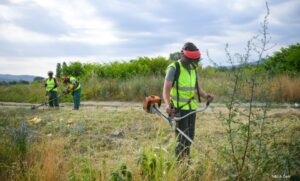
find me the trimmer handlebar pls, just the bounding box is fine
[143,95,210,145]
[143,95,210,121]
[172,102,209,121]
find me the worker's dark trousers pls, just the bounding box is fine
[48,91,59,107]
[175,109,196,160]
[73,88,81,110]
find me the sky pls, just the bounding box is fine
[0,0,299,76]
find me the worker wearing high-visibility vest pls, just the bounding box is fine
[62,76,81,110]
[163,42,214,161]
[45,70,59,108]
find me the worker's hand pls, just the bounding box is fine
[206,94,214,103]
[166,104,175,115]
[64,90,69,94]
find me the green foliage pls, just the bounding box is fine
[56,63,62,78]
[137,148,176,181]
[110,163,132,181]
[82,75,164,101]
[69,158,98,181]
[62,61,84,78]
[61,56,171,80]
[33,76,44,82]
[11,122,29,157]
[263,43,300,75]
[62,62,68,75]
[0,80,30,85]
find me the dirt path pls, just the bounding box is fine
[1,101,298,118]
[0,101,297,108]
[0,101,141,108]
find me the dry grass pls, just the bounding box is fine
[270,75,300,102]
[25,138,67,181]
[0,104,299,180]
[0,74,299,103]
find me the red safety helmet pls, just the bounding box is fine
[182,42,201,60]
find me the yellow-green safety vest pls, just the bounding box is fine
[168,61,198,110]
[46,78,57,92]
[69,76,81,91]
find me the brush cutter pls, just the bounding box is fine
[143,95,210,144]
[31,94,62,110]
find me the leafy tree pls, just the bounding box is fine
[169,52,181,62]
[62,62,69,76]
[263,43,300,75]
[67,62,84,78]
[56,63,62,78]
[33,76,44,82]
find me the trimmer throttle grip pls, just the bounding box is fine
[168,102,175,118]
[206,101,210,107]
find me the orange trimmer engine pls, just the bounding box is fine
[143,95,162,113]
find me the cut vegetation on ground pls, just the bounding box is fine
[0,103,299,180]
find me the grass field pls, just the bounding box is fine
[0,74,299,103]
[0,103,299,180]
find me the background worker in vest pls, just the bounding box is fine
[45,70,59,108]
[163,42,214,161]
[62,76,81,110]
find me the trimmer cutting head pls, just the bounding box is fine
[143,95,161,113]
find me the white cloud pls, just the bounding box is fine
[0,56,110,76]
[0,23,53,42]
[0,0,299,75]
[30,0,121,44]
[0,4,22,21]
[1,0,122,45]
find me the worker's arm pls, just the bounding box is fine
[197,87,214,102]
[54,78,59,88]
[70,80,78,91]
[163,80,172,106]
[163,80,175,114]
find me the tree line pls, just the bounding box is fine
[55,43,300,81]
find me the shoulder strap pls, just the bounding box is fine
[172,61,180,87]
[172,61,180,109]
[195,69,201,103]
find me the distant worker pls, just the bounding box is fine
[62,76,81,110]
[163,42,214,161]
[45,70,59,108]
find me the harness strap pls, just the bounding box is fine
[192,64,201,103]
[174,61,180,109]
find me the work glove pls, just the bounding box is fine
[206,94,214,103]
[166,103,175,116]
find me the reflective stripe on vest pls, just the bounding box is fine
[69,76,81,91]
[168,61,198,110]
[46,78,57,92]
